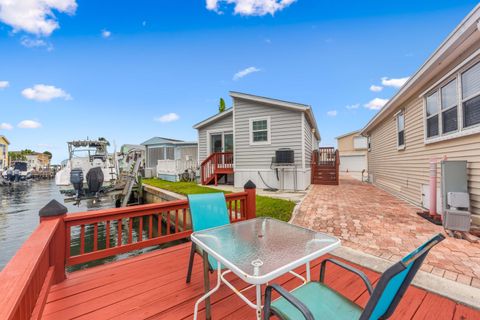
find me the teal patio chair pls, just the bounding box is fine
[263,233,445,320]
[185,193,230,283]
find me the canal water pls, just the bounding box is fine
[0,179,115,270]
[0,179,183,271]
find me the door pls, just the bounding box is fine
[224,133,233,152]
[210,134,223,154]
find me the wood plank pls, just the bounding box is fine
[454,304,480,320]
[412,292,456,320]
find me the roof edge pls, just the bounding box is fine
[193,107,233,129]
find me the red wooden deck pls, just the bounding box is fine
[41,242,480,320]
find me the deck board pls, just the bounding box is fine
[42,243,479,319]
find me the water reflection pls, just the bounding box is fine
[0,180,183,271]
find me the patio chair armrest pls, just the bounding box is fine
[264,284,314,320]
[320,258,373,294]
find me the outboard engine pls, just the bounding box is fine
[86,167,104,195]
[6,168,14,182]
[70,168,84,199]
[13,169,20,182]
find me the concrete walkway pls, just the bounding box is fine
[292,176,480,290]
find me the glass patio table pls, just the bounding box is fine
[191,217,341,320]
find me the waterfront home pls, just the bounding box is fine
[141,136,198,180]
[361,5,480,226]
[336,130,368,176]
[25,152,51,171]
[193,91,320,190]
[0,135,9,170]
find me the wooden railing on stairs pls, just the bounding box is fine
[201,152,234,185]
[311,147,340,185]
[0,184,256,320]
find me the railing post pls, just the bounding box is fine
[244,180,256,220]
[39,199,68,284]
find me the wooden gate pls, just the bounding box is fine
[311,147,340,185]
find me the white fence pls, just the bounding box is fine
[156,159,197,175]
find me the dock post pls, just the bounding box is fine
[39,200,68,284]
[244,180,256,220]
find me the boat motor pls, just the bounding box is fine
[13,169,20,182]
[86,167,104,195]
[70,168,84,199]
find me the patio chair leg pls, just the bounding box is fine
[203,250,211,320]
[186,242,196,283]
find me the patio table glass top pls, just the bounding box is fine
[191,217,340,284]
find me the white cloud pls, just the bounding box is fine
[18,120,42,129]
[345,104,359,110]
[0,0,77,36]
[233,66,260,80]
[327,110,338,117]
[0,123,13,130]
[22,84,72,102]
[20,37,53,50]
[369,85,383,92]
[364,98,389,110]
[101,29,111,38]
[154,113,180,123]
[381,77,409,88]
[0,81,9,89]
[206,0,296,16]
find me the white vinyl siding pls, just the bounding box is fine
[234,98,302,169]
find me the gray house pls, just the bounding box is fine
[193,92,320,190]
[141,137,198,180]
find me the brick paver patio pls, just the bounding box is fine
[293,176,480,288]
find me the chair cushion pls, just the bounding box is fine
[270,282,363,320]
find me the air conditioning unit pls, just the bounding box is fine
[441,161,471,232]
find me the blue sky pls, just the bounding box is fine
[0,0,478,163]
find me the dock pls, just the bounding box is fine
[0,185,479,320]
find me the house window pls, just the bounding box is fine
[441,80,458,134]
[250,117,270,144]
[424,59,480,143]
[461,62,480,128]
[396,111,405,148]
[426,92,439,138]
[165,147,175,160]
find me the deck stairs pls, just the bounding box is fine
[311,147,340,185]
[201,152,234,185]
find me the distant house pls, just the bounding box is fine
[141,137,198,180]
[361,5,480,225]
[193,91,320,190]
[0,135,10,170]
[25,153,50,170]
[336,130,368,175]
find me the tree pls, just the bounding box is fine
[43,151,52,159]
[219,98,226,113]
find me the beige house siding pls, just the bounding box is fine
[367,49,480,221]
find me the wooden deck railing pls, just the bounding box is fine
[201,152,234,185]
[0,182,256,320]
[311,147,340,185]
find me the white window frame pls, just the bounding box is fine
[395,110,405,150]
[249,116,271,145]
[424,56,480,144]
[439,79,459,135]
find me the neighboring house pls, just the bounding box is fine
[0,135,10,170]
[25,153,50,170]
[336,130,368,175]
[361,5,480,225]
[141,137,198,180]
[193,91,320,190]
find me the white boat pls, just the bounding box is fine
[2,161,33,182]
[55,138,118,197]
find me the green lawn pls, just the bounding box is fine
[142,178,296,222]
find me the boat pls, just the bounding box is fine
[2,161,33,182]
[55,138,118,198]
